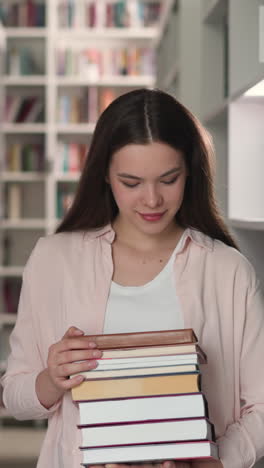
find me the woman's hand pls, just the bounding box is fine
[191,461,223,467]
[90,461,191,468]
[36,326,102,409]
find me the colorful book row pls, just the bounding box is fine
[6,46,44,76]
[56,46,155,78]
[57,88,117,123]
[56,142,88,173]
[0,1,45,28]
[6,143,45,172]
[5,96,45,123]
[58,0,161,29]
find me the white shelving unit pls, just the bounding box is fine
[0,2,174,460]
[0,0,170,313]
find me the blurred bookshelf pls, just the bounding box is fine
[156,0,264,291]
[0,0,175,463]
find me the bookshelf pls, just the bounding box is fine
[0,1,174,460]
[157,0,264,288]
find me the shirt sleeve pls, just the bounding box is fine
[217,265,264,468]
[0,243,62,420]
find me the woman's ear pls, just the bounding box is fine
[105,174,110,184]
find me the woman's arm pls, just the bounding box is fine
[0,261,61,420]
[214,265,264,468]
[1,255,64,420]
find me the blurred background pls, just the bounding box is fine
[0,0,264,466]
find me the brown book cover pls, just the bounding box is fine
[72,372,201,402]
[79,328,198,350]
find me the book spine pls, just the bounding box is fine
[7,184,22,219]
[82,329,197,349]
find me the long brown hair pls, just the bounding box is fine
[56,88,238,249]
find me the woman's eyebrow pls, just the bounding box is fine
[117,167,182,180]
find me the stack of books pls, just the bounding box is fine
[71,329,219,466]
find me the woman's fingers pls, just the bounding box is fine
[55,348,102,365]
[46,326,101,391]
[62,326,84,338]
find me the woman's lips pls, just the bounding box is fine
[139,212,166,222]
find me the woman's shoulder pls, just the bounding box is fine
[211,236,257,288]
[190,228,257,286]
[23,231,85,275]
[32,230,83,254]
[25,226,111,271]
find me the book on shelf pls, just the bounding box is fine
[6,142,45,172]
[57,88,121,123]
[78,392,208,425]
[0,1,45,27]
[7,46,43,76]
[5,96,44,123]
[58,92,88,124]
[80,440,219,466]
[6,183,22,219]
[99,88,117,114]
[72,372,201,402]
[56,141,88,173]
[56,46,155,78]
[57,0,161,29]
[57,186,76,218]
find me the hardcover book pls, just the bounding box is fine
[77,328,198,350]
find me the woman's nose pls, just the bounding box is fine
[142,185,163,208]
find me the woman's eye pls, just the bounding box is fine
[162,177,178,185]
[122,182,139,188]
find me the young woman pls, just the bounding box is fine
[1,89,264,468]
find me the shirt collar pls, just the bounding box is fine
[84,224,214,252]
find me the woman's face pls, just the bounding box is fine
[107,141,188,237]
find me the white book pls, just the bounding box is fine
[94,353,202,370]
[95,1,106,28]
[80,440,219,465]
[73,363,198,381]
[78,393,207,426]
[79,418,213,448]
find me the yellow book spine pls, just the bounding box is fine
[72,373,200,401]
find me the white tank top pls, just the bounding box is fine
[103,231,186,334]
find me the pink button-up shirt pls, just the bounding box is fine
[1,226,264,468]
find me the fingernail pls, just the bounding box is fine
[75,329,84,335]
[88,341,97,348]
[75,375,84,382]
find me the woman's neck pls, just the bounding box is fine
[112,217,184,253]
